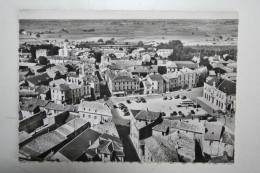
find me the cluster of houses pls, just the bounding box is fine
[129,109,234,163]
[19,38,236,163]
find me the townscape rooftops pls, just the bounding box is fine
[78,101,112,116]
[149,74,164,81]
[19,131,67,157]
[27,73,51,85]
[35,86,50,94]
[22,98,49,110]
[144,136,178,162]
[100,133,122,146]
[217,79,236,95]
[135,110,161,122]
[134,121,147,130]
[45,102,76,112]
[174,61,198,69]
[153,119,204,134]
[19,131,31,144]
[112,75,135,81]
[58,129,101,161]
[67,72,78,78]
[94,122,119,137]
[204,122,223,141]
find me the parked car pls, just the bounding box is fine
[140,97,146,103]
[168,96,172,100]
[163,96,167,100]
[161,112,166,116]
[187,88,192,91]
[177,104,182,108]
[178,111,183,115]
[118,103,126,109]
[123,108,128,112]
[113,105,118,109]
[135,97,141,103]
[171,111,177,116]
[191,110,195,114]
[175,95,180,99]
[181,96,187,99]
[126,100,131,104]
[124,111,130,116]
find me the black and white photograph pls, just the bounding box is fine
[18,11,238,163]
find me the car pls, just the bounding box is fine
[123,108,128,112]
[171,111,177,116]
[135,97,141,103]
[161,112,166,116]
[126,100,131,104]
[178,111,183,115]
[163,96,167,100]
[168,96,172,100]
[191,110,195,114]
[208,117,217,122]
[181,96,187,99]
[187,88,192,91]
[140,97,146,103]
[124,111,130,116]
[177,104,182,108]
[113,105,118,109]
[175,95,180,99]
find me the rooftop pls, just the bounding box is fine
[135,110,161,122]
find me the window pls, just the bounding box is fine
[94,116,97,119]
[88,115,91,118]
[83,114,85,118]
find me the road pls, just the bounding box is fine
[107,98,140,162]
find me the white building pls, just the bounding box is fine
[77,101,112,126]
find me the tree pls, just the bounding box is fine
[98,39,104,43]
[94,51,103,63]
[158,66,167,75]
[199,58,213,71]
[137,41,144,47]
[38,56,49,65]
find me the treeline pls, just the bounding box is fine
[156,40,237,62]
[19,44,60,59]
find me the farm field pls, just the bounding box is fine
[19,19,238,46]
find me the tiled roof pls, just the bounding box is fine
[153,119,204,134]
[112,75,135,81]
[204,122,223,141]
[67,72,78,78]
[57,129,101,161]
[217,80,236,95]
[144,136,178,162]
[78,101,112,117]
[135,110,161,122]
[94,122,119,137]
[22,98,49,110]
[19,131,31,143]
[19,131,67,157]
[100,133,122,146]
[27,73,51,85]
[149,74,164,81]
[134,121,147,130]
[35,86,50,94]
[174,61,198,69]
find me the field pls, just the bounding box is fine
[19,19,238,46]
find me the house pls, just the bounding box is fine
[178,68,197,89]
[202,122,234,160]
[19,117,89,161]
[166,61,177,73]
[203,79,236,112]
[45,102,76,116]
[77,101,112,126]
[20,102,41,119]
[156,49,173,58]
[107,72,137,96]
[142,135,178,162]
[174,61,198,70]
[51,129,124,162]
[35,86,50,100]
[26,73,52,88]
[36,49,47,59]
[130,110,163,160]
[162,73,179,92]
[147,73,165,94]
[50,84,72,104]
